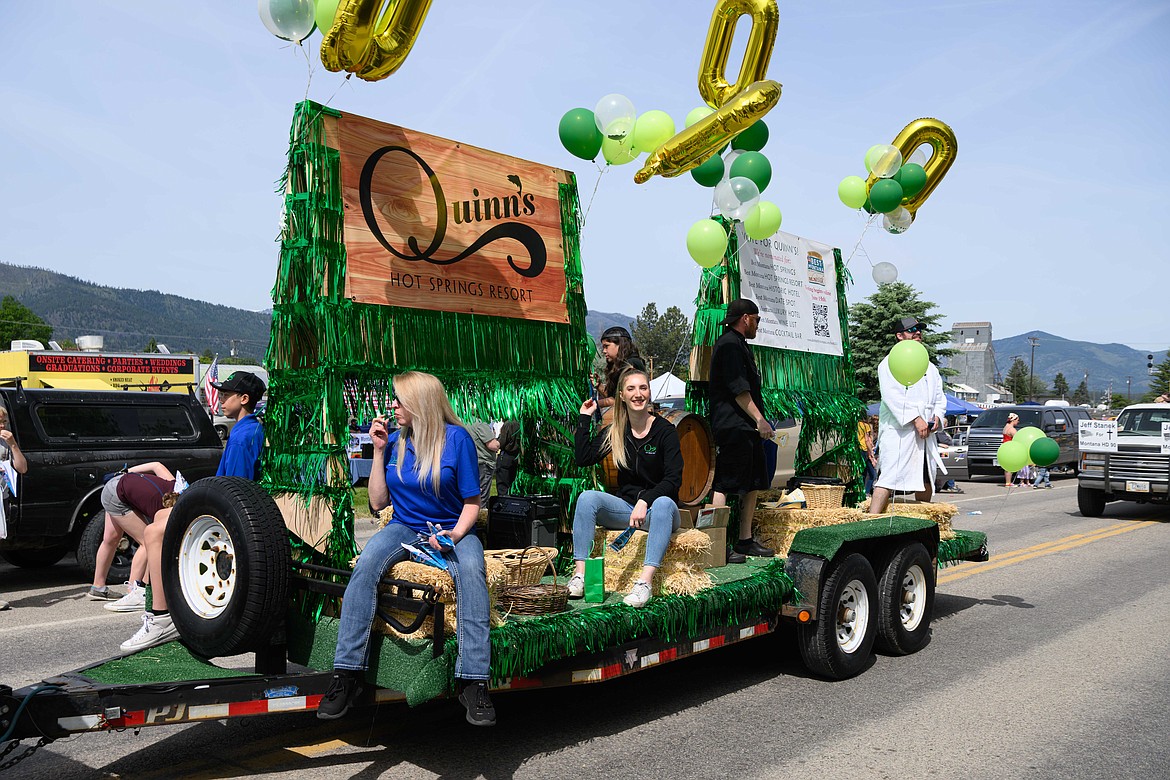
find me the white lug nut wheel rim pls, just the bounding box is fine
[836,579,870,653]
[898,564,927,631]
[179,515,236,619]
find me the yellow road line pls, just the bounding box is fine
[939,520,1158,584]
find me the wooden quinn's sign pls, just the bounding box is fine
[331,111,571,323]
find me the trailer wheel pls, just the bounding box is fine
[797,552,877,679]
[1077,487,1106,518]
[875,543,934,655]
[161,477,290,658]
[76,509,138,583]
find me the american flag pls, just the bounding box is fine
[203,356,220,413]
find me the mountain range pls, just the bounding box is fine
[1,262,1163,396]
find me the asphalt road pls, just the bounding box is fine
[2,477,1168,779]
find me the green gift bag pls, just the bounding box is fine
[584,556,605,603]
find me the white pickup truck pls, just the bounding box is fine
[1077,403,1170,516]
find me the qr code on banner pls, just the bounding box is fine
[812,304,830,337]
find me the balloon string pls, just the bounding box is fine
[579,162,608,229]
[844,212,879,269]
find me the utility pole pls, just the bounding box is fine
[1127,376,1132,401]
[1027,336,1040,402]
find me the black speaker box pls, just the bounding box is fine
[486,495,559,550]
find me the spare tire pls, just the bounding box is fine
[161,477,290,658]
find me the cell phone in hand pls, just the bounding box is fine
[609,526,636,552]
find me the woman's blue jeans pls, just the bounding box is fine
[333,521,491,681]
[572,490,680,568]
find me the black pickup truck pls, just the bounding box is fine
[0,385,222,580]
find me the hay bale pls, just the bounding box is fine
[754,507,867,557]
[859,498,958,539]
[366,558,507,638]
[593,528,713,596]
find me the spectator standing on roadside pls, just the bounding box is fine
[1032,465,1052,489]
[0,406,29,611]
[1001,412,1020,488]
[859,413,877,496]
[709,299,774,562]
[213,372,266,480]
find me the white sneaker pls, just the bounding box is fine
[623,581,652,608]
[105,582,146,613]
[566,574,585,599]
[120,613,179,653]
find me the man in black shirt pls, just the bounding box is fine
[709,298,775,561]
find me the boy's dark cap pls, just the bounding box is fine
[212,371,266,400]
[892,316,923,334]
[720,298,760,326]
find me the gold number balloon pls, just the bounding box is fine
[320,0,432,82]
[635,80,781,183]
[868,118,958,218]
[636,0,781,184]
[697,0,780,109]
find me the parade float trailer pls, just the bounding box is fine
[0,104,987,760]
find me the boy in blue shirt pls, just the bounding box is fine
[212,371,266,480]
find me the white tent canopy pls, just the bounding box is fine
[650,372,686,399]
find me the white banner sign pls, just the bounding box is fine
[1078,419,1118,452]
[735,227,843,356]
[1162,422,1170,455]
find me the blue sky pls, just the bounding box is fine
[1,1,1167,351]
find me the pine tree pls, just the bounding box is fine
[847,281,955,402]
[631,303,691,380]
[1071,379,1090,405]
[1142,357,1170,401]
[1005,358,1030,402]
[0,295,52,346]
[1052,372,1069,398]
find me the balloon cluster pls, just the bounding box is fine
[997,427,1061,473]
[557,96,678,168]
[837,118,958,235]
[838,145,926,235]
[258,0,431,82]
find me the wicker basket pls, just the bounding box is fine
[803,484,845,510]
[484,546,559,586]
[495,547,570,616]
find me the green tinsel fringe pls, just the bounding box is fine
[938,529,988,568]
[486,559,795,682]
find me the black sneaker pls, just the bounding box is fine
[734,538,775,557]
[458,681,497,727]
[726,549,747,564]
[317,670,363,720]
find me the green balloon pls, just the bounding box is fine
[1030,437,1060,467]
[632,110,676,154]
[601,133,638,165]
[1014,426,1045,451]
[685,106,714,127]
[996,440,1030,473]
[864,144,886,173]
[887,339,929,386]
[862,194,876,214]
[732,121,769,152]
[868,179,904,213]
[314,0,340,32]
[686,219,728,268]
[743,201,782,240]
[894,163,927,198]
[729,151,772,192]
[691,154,725,187]
[838,176,867,209]
[558,108,604,161]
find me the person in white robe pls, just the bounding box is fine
[870,317,947,514]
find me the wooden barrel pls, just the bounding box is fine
[599,409,715,506]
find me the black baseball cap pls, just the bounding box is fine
[212,371,266,400]
[720,298,760,326]
[892,316,923,334]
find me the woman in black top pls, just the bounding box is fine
[569,367,683,608]
[595,326,646,413]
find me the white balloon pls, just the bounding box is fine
[720,149,744,183]
[258,0,316,42]
[873,146,903,179]
[907,146,930,167]
[872,262,898,285]
[882,206,913,234]
[594,94,636,139]
[714,176,760,221]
